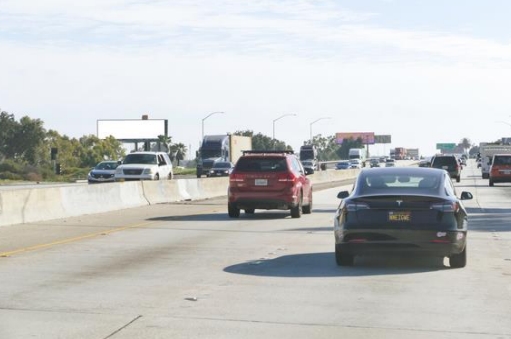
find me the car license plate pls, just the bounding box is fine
[502,170,511,175]
[255,179,268,186]
[442,166,449,170]
[388,211,411,222]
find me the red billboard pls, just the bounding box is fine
[336,132,375,145]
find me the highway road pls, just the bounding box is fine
[0,160,510,338]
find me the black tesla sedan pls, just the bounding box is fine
[334,167,473,268]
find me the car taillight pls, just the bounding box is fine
[346,202,370,212]
[277,172,296,183]
[431,202,458,212]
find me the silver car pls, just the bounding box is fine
[88,161,119,184]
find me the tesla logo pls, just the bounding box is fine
[396,200,403,206]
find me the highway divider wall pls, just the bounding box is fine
[1,165,414,227]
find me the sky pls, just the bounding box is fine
[2,0,511,158]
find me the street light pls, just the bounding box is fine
[309,117,332,144]
[202,111,225,140]
[273,113,297,148]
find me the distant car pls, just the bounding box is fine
[228,150,313,218]
[385,159,395,167]
[430,154,461,183]
[334,167,473,268]
[88,161,119,184]
[369,158,380,168]
[418,159,431,167]
[114,151,173,181]
[208,161,234,177]
[349,159,362,169]
[489,154,511,186]
[336,161,351,170]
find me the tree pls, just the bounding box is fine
[459,138,472,154]
[336,138,364,159]
[170,143,187,166]
[0,111,17,160]
[0,112,46,164]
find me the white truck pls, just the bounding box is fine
[348,148,367,167]
[480,144,511,178]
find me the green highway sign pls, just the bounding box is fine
[436,143,456,150]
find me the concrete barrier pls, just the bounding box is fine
[0,161,420,227]
[8,165,416,227]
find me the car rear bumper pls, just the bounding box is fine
[489,176,511,183]
[229,197,298,210]
[114,175,156,181]
[335,229,467,257]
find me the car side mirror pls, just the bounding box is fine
[460,191,473,200]
[337,191,350,199]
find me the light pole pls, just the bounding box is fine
[309,117,332,144]
[273,113,297,148]
[202,111,224,140]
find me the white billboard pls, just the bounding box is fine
[97,119,168,140]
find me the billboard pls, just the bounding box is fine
[336,132,375,145]
[374,135,392,144]
[97,119,168,140]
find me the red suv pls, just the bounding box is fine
[228,150,314,218]
[489,154,511,186]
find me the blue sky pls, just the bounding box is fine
[2,0,511,157]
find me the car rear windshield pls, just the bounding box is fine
[361,173,441,193]
[235,157,288,172]
[493,156,511,165]
[213,162,232,168]
[432,157,456,166]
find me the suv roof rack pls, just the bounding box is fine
[242,150,294,155]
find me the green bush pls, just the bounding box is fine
[0,171,23,180]
[0,160,23,173]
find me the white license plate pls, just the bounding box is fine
[502,170,511,175]
[255,179,268,186]
[442,166,449,170]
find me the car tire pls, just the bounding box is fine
[168,172,173,180]
[196,174,201,178]
[290,194,303,218]
[155,173,160,180]
[335,245,354,266]
[449,247,467,268]
[228,203,240,218]
[489,179,494,187]
[245,209,255,214]
[456,175,461,183]
[302,191,313,214]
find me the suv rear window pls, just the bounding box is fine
[235,157,288,172]
[432,156,456,166]
[493,155,511,165]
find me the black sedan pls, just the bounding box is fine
[208,161,235,177]
[334,167,473,268]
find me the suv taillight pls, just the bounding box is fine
[277,172,296,183]
[229,173,245,183]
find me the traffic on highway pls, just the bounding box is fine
[0,159,510,338]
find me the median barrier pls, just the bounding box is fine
[1,169,361,227]
[0,189,35,226]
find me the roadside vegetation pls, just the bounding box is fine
[1,110,480,183]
